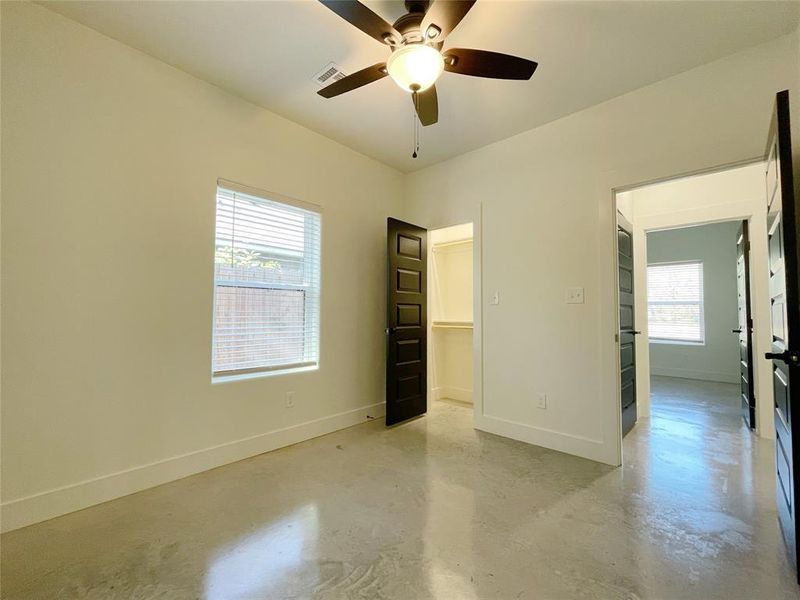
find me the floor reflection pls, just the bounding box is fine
[624,376,768,582]
[205,504,319,599]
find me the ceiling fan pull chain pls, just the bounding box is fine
[412,91,420,158]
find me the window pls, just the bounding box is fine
[212,183,321,378]
[647,261,704,344]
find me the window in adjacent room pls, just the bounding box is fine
[647,260,705,344]
[212,183,321,378]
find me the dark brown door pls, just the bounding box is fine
[735,220,756,429]
[766,90,800,578]
[386,218,428,425]
[617,212,638,437]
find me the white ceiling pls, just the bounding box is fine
[43,0,800,172]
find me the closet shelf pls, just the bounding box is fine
[432,238,473,251]
[432,321,473,330]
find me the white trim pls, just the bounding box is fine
[0,401,385,533]
[217,178,323,213]
[475,414,616,464]
[212,363,318,383]
[433,385,473,403]
[474,204,484,423]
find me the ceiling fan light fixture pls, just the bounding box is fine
[386,43,444,93]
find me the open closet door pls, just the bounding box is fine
[735,220,756,429]
[765,90,800,579]
[386,218,428,425]
[617,212,638,437]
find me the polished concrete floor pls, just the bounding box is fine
[2,376,798,599]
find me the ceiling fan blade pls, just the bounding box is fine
[319,1,401,45]
[318,63,387,98]
[414,85,438,126]
[420,0,476,44]
[443,48,538,80]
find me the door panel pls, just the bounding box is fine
[736,220,756,428]
[765,90,800,579]
[386,218,428,425]
[617,212,638,437]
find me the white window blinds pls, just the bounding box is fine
[647,261,704,343]
[212,186,321,376]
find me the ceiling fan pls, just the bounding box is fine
[317,0,538,127]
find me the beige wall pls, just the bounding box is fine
[0,3,403,531]
[403,31,799,465]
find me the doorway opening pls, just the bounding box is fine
[613,161,769,444]
[643,221,756,451]
[385,216,480,427]
[428,223,475,417]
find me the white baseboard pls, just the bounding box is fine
[650,366,739,384]
[1,401,385,533]
[433,386,473,403]
[475,414,618,466]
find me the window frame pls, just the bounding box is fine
[646,259,705,346]
[211,180,322,381]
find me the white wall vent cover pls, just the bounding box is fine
[312,62,347,88]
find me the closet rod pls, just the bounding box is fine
[432,321,473,329]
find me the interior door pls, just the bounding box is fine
[386,218,428,426]
[617,212,638,437]
[735,220,756,429]
[766,90,800,578]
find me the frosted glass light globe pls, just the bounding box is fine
[386,44,444,92]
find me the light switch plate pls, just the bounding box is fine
[490,291,500,305]
[566,287,585,304]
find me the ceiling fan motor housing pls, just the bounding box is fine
[392,12,426,43]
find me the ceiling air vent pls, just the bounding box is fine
[312,62,347,88]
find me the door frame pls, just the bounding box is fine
[607,159,773,462]
[422,205,484,425]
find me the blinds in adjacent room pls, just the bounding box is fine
[647,261,705,343]
[212,185,321,376]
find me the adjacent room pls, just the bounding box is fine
[2,1,800,598]
[645,221,748,449]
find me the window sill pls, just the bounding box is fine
[649,339,705,347]
[212,364,318,384]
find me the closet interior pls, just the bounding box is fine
[429,223,474,405]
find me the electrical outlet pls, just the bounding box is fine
[537,393,547,409]
[566,287,585,304]
[285,391,295,408]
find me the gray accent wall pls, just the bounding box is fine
[647,222,740,383]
